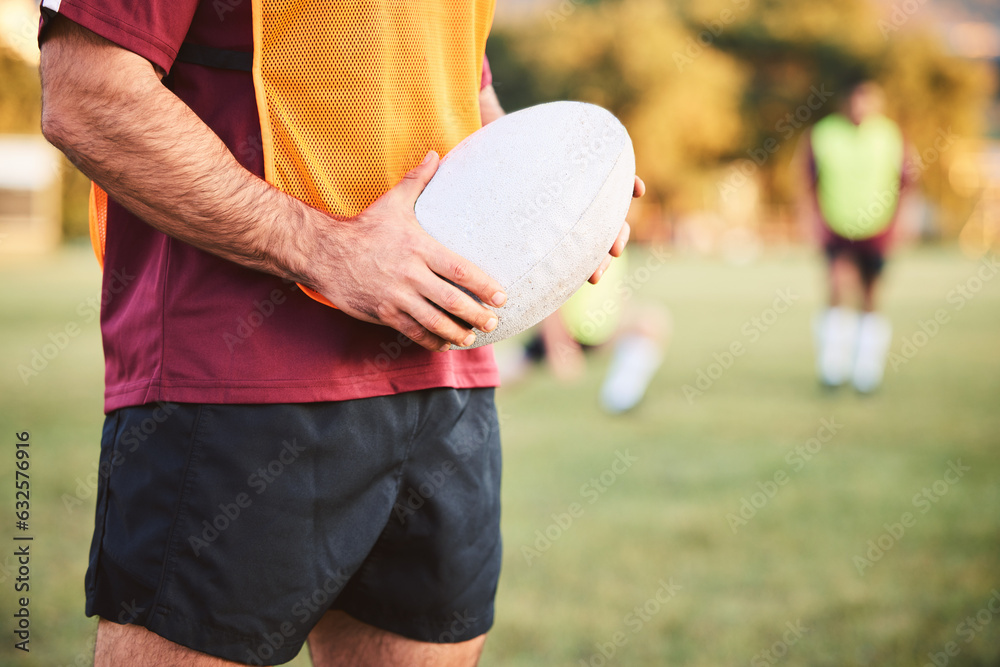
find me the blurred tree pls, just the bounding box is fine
[489,0,995,238]
[881,31,995,236]
[488,0,749,235]
[0,44,40,132]
[698,0,995,236]
[0,45,90,239]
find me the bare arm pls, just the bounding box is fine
[40,17,504,351]
[479,84,506,126]
[793,129,824,244]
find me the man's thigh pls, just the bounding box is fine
[95,614,487,667]
[307,611,487,667]
[95,620,243,667]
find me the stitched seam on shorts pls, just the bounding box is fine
[386,393,424,521]
[147,403,207,619]
[88,411,121,595]
[340,394,424,601]
[98,409,164,590]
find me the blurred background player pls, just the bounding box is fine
[800,79,913,393]
[497,250,670,413]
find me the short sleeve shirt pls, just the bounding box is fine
[39,0,498,412]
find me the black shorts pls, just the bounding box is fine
[823,236,888,284]
[85,388,502,665]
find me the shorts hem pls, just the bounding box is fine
[337,603,495,644]
[85,601,306,666]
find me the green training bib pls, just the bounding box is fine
[811,113,904,240]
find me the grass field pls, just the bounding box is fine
[1,243,998,667]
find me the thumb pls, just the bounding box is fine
[397,150,440,204]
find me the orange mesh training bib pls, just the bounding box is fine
[87,0,495,309]
[89,183,108,269]
[252,0,495,305]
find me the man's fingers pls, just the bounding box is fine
[589,220,630,283]
[404,293,484,348]
[426,245,506,309]
[589,255,613,284]
[381,306,451,352]
[419,274,499,336]
[633,176,646,198]
[611,221,630,257]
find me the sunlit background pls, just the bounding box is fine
[1,0,998,665]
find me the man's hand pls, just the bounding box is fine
[589,176,645,284]
[308,151,505,351]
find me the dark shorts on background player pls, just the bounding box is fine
[821,221,894,285]
[85,389,502,665]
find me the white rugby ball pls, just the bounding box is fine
[415,101,635,348]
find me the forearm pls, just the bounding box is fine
[479,85,505,125]
[40,18,319,285]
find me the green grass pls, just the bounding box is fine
[1,243,998,666]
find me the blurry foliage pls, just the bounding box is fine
[489,0,997,236]
[880,31,995,235]
[0,45,90,239]
[1,2,994,241]
[488,0,749,219]
[58,155,92,239]
[0,44,40,132]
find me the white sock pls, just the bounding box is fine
[853,313,892,393]
[814,307,860,387]
[600,334,662,414]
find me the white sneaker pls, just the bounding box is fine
[814,307,860,387]
[600,334,663,414]
[853,313,892,393]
